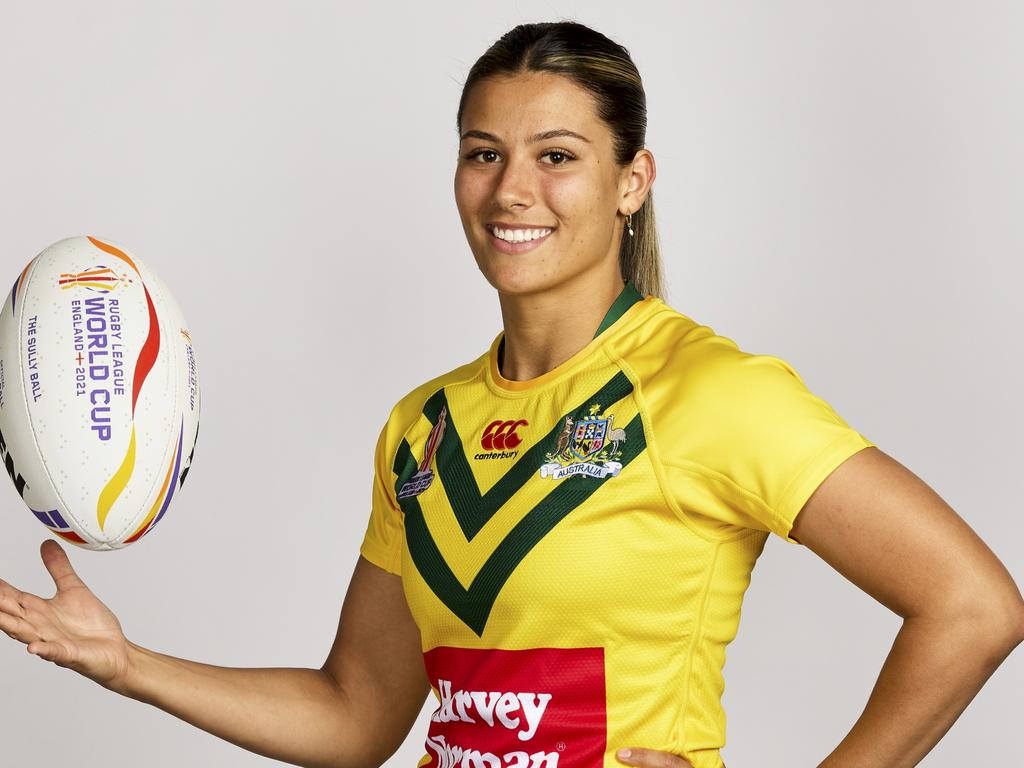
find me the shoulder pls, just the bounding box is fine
[617,300,873,541]
[614,299,849,462]
[612,298,797,398]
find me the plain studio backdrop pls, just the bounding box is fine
[1,2,1021,766]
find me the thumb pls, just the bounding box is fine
[40,539,85,592]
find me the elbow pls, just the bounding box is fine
[973,597,1024,660]
[997,594,1024,647]
[1013,599,1024,647]
[995,601,1024,667]
[922,593,1024,661]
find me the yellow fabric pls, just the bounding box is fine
[359,293,874,768]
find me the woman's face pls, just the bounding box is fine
[454,71,644,297]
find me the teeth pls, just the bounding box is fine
[493,227,552,243]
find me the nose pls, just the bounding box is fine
[492,152,536,211]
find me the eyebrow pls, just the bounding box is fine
[459,128,592,144]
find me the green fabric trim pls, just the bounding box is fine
[592,280,644,339]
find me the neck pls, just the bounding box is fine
[498,272,627,382]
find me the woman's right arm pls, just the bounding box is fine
[0,541,431,768]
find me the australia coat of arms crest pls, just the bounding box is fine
[539,403,627,481]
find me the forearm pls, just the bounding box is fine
[118,640,364,768]
[816,613,1022,767]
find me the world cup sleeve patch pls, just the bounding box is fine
[399,403,448,499]
[422,645,607,768]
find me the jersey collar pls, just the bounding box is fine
[592,279,644,338]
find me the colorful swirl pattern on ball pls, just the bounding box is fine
[124,416,184,542]
[9,260,32,317]
[83,236,173,537]
[30,506,87,544]
[83,236,161,533]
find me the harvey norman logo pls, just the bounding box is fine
[421,646,607,768]
[425,732,558,768]
[431,677,552,741]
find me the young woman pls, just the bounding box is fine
[1,20,1021,768]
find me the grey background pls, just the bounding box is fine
[1,1,1021,766]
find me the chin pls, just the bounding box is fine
[486,269,569,299]
[471,242,580,297]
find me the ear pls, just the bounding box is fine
[619,148,656,215]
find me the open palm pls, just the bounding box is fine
[0,538,132,692]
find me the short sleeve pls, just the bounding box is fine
[685,350,875,545]
[357,418,405,575]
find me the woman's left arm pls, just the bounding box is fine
[786,445,1024,766]
[615,445,1024,768]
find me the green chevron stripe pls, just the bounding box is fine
[421,371,634,540]
[396,410,647,637]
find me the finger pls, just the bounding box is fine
[27,638,74,666]
[16,591,49,614]
[16,593,61,638]
[0,610,40,645]
[0,588,63,656]
[40,539,84,592]
[0,580,27,619]
[617,748,693,768]
[0,588,64,656]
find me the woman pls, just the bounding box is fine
[1,20,1021,768]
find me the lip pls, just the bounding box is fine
[487,227,554,254]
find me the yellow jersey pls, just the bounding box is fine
[359,281,874,768]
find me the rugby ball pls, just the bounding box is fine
[0,235,200,550]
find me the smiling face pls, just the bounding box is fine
[455,71,639,297]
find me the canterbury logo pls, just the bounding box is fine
[481,419,527,451]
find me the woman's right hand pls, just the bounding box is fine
[0,538,133,693]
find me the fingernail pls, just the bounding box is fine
[618,749,632,760]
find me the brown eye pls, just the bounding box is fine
[465,149,499,163]
[543,149,576,165]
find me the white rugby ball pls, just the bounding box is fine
[0,235,200,550]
